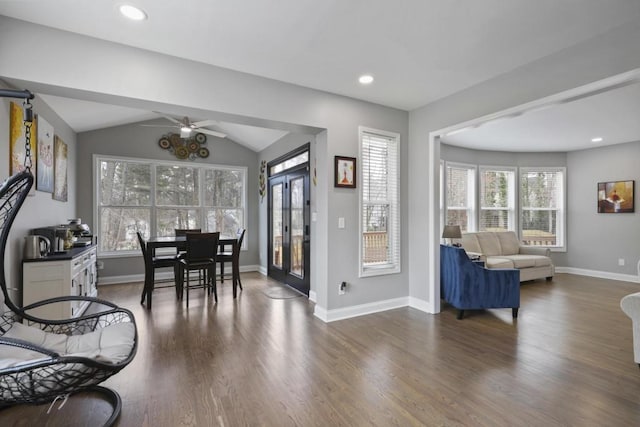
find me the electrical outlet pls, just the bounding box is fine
[338,281,346,295]
[619,258,625,266]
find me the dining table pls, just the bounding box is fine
[145,235,240,301]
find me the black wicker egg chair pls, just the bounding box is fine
[0,171,138,425]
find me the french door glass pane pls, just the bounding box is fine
[99,207,150,252]
[156,209,199,237]
[272,183,283,269]
[290,177,304,277]
[206,209,244,238]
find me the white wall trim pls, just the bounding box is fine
[309,290,317,303]
[556,267,640,284]
[98,265,262,285]
[409,297,434,313]
[313,297,409,323]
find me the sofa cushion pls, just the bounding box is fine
[473,233,502,256]
[495,231,520,255]
[486,257,515,269]
[500,255,536,269]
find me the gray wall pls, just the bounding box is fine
[76,120,260,279]
[0,80,77,307]
[565,141,640,275]
[0,17,410,315]
[409,18,640,306]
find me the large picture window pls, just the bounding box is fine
[359,127,400,277]
[96,156,246,256]
[519,167,565,248]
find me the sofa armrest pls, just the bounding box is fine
[464,251,486,262]
[519,246,550,257]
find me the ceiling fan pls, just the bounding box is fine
[142,112,227,139]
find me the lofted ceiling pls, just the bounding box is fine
[1,1,640,151]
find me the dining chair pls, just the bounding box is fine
[137,231,180,309]
[217,228,246,291]
[174,228,202,257]
[178,232,220,307]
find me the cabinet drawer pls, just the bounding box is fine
[24,262,65,282]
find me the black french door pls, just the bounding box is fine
[268,165,310,295]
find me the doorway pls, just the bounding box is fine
[267,144,311,295]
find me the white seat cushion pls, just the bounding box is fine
[0,321,135,369]
[486,257,515,269]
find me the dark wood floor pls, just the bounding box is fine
[3,272,640,426]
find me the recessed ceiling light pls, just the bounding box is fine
[359,74,374,85]
[119,4,147,21]
[591,137,603,143]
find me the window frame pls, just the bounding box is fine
[478,165,516,232]
[443,161,477,233]
[94,154,247,258]
[518,166,566,251]
[358,126,401,278]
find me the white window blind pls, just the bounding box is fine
[445,163,476,232]
[479,167,515,232]
[359,128,400,277]
[519,168,565,248]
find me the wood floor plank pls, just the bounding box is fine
[2,273,640,426]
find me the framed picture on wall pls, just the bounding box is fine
[334,156,356,188]
[597,180,634,213]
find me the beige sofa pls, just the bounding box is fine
[461,231,554,282]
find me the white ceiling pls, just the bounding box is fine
[2,1,640,151]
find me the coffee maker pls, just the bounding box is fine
[32,220,92,254]
[31,226,68,254]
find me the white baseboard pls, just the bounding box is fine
[313,297,410,323]
[98,265,262,286]
[308,290,317,303]
[408,297,436,314]
[556,267,640,284]
[258,265,267,276]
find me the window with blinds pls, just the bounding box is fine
[479,167,515,232]
[359,127,400,277]
[519,167,565,248]
[445,163,476,232]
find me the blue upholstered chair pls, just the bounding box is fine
[440,244,520,319]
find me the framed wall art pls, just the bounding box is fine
[53,135,68,202]
[334,156,356,188]
[597,180,634,213]
[36,115,54,193]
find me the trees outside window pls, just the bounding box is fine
[479,167,515,232]
[97,156,246,255]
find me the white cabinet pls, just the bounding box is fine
[23,246,97,320]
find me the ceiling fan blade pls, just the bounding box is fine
[191,119,218,128]
[140,124,175,128]
[196,128,227,138]
[153,111,181,125]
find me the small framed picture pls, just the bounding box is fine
[334,156,356,188]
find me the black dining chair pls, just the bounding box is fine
[174,228,202,257]
[178,232,220,307]
[137,231,180,309]
[217,228,246,291]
